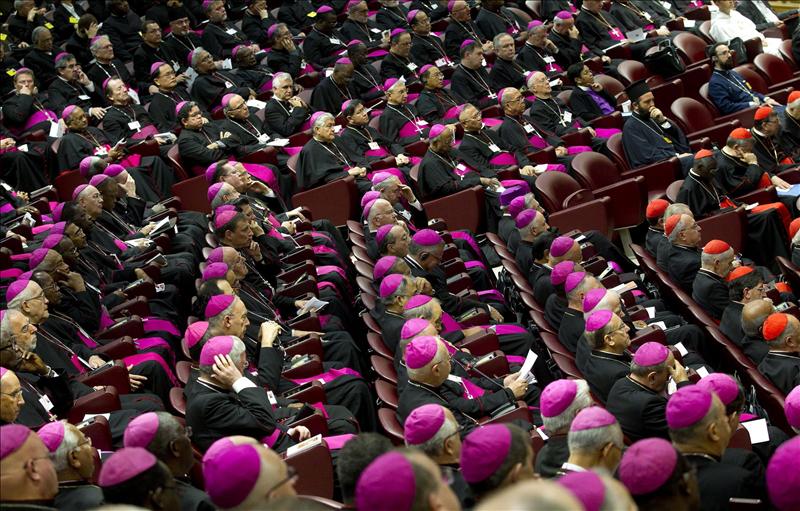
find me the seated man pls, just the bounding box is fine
[347,41,386,104]
[266,23,307,78]
[606,342,691,441]
[443,1,491,61]
[85,35,134,93]
[751,106,796,175]
[49,53,103,117]
[296,112,370,193]
[740,299,775,363]
[576,0,663,61]
[779,91,800,163]
[662,213,702,291]
[758,313,800,395]
[719,266,765,345]
[200,0,254,59]
[309,58,356,113]
[341,0,386,49]
[645,199,670,258]
[147,62,192,132]
[692,239,734,320]
[409,9,452,68]
[518,20,563,75]
[188,48,252,113]
[566,63,618,124]
[381,29,419,83]
[379,78,430,146]
[396,335,529,431]
[709,0,781,56]
[621,80,692,174]
[677,148,792,266]
[535,379,593,477]
[23,27,57,88]
[302,6,347,70]
[338,100,411,172]
[489,33,526,90]
[263,72,311,138]
[578,310,633,404]
[474,0,525,40]
[451,39,496,109]
[708,43,779,116]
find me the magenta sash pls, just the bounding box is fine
[134,336,175,360]
[24,109,57,131]
[0,269,23,278]
[0,203,15,214]
[608,28,625,41]
[464,260,487,271]
[114,239,128,251]
[490,324,528,335]
[529,135,548,149]
[476,289,505,303]
[143,318,181,336]
[566,145,592,154]
[123,352,179,386]
[70,355,89,374]
[690,0,703,6]
[546,63,563,73]
[451,231,482,260]
[239,162,279,192]
[287,367,362,385]
[500,179,528,189]
[120,153,142,168]
[75,329,98,349]
[506,25,519,35]
[398,120,426,139]
[310,402,329,417]
[309,231,334,244]
[323,434,355,450]
[644,24,655,31]
[544,163,567,173]
[316,265,346,279]
[489,152,517,166]
[100,310,115,330]
[440,311,462,334]
[608,260,623,273]
[259,79,273,93]
[507,355,526,364]
[131,125,159,140]
[407,93,419,103]
[300,118,313,131]
[262,429,282,448]
[365,147,389,157]
[461,378,486,398]
[594,128,621,138]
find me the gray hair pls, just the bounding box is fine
[146,412,184,460]
[272,72,293,88]
[493,32,513,48]
[406,340,447,381]
[630,359,668,378]
[405,413,457,456]
[373,175,400,192]
[210,183,236,210]
[7,282,40,310]
[567,422,623,455]
[198,336,246,376]
[499,87,518,108]
[664,203,691,222]
[90,35,110,54]
[206,295,239,326]
[312,112,334,131]
[31,26,49,44]
[54,52,75,70]
[0,309,20,343]
[667,215,691,243]
[668,396,720,444]
[403,297,439,321]
[367,198,392,226]
[542,380,592,434]
[190,47,209,68]
[14,0,29,10]
[51,423,82,472]
[700,247,733,268]
[383,276,412,303]
[553,13,572,26]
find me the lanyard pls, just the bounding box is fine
[346,125,375,143]
[633,114,673,144]
[454,19,483,43]
[458,64,492,95]
[75,130,103,148]
[754,132,778,163]
[388,104,424,133]
[354,66,381,90]
[169,33,196,53]
[713,70,757,100]
[110,105,137,123]
[414,34,448,59]
[96,61,122,79]
[231,118,264,138]
[507,115,543,138]
[317,139,351,166]
[688,173,722,203]
[583,8,616,30]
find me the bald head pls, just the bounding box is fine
[741,299,774,338]
[475,479,583,511]
[0,426,58,502]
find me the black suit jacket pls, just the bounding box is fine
[569,86,617,123]
[607,376,691,441]
[691,269,730,320]
[757,352,800,395]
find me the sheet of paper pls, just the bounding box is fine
[745,202,759,211]
[696,366,710,378]
[776,184,800,197]
[516,350,538,383]
[683,19,696,28]
[148,216,171,237]
[247,99,267,109]
[646,306,656,319]
[651,321,668,330]
[299,297,329,315]
[611,281,637,294]
[285,434,323,457]
[267,138,290,147]
[602,41,626,53]
[626,28,646,42]
[81,413,111,422]
[742,418,770,444]
[674,342,688,356]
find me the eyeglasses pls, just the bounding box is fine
[265,465,298,496]
[27,292,46,303]
[0,388,22,398]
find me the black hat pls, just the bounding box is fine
[625,79,651,103]
[167,6,191,22]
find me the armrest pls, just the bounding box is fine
[241,147,278,165]
[629,326,667,351]
[456,308,490,328]
[282,355,324,379]
[67,387,122,424]
[737,186,776,205]
[582,256,608,275]
[122,279,156,299]
[77,415,113,451]
[292,232,313,246]
[626,305,649,321]
[283,334,324,359]
[288,312,321,332]
[282,246,314,265]
[128,139,160,157]
[278,261,315,283]
[458,331,501,356]
[96,316,144,340]
[442,243,459,261]
[93,337,138,359]
[560,128,592,148]
[76,361,131,394]
[285,412,328,437]
[442,258,467,277]
[282,381,326,404]
[109,296,151,318]
[589,112,623,130]
[446,272,474,294]
[599,273,621,288]
[470,350,510,377]
[481,401,532,425]
[145,208,178,223]
[278,277,318,299]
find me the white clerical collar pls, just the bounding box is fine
[560,462,587,473]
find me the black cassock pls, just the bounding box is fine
[692,269,729,320]
[163,32,202,74]
[622,111,691,173]
[558,308,585,354]
[646,227,667,258]
[54,483,104,511]
[397,380,519,433]
[751,130,796,175]
[102,104,155,144]
[0,147,46,192]
[416,87,459,125]
[380,51,420,83]
[263,97,310,138]
[200,22,248,59]
[57,127,173,201]
[376,5,410,31]
[518,43,562,76]
[685,454,766,511]
[266,47,305,78]
[576,340,631,404]
[498,114,575,170]
[86,59,133,93]
[574,8,660,61]
[534,434,569,478]
[545,294,568,330]
[296,138,371,193]
[779,110,800,163]
[176,125,239,175]
[369,302,407,355]
[548,29,593,69]
[191,71,250,113]
[410,33,450,68]
[303,28,347,69]
[148,87,192,132]
[351,63,385,104]
[458,129,536,189]
[720,302,746,345]
[488,57,526,91]
[338,124,406,171]
[443,19,487,61]
[607,376,692,442]
[219,115,271,156]
[714,150,767,197]
[451,64,496,110]
[48,77,99,115]
[379,103,429,146]
[474,7,523,40]
[665,243,701,292]
[757,352,800,395]
[677,172,791,267]
[1,93,56,136]
[309,75,356,113]
[340,19,384,48]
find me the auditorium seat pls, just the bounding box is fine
[375,379,399,409]
[753,53,800,91]
[534,172,614,237]
[419,185,487,233]
[292,176,360,226]
[569,152,647,229]
[171,175,211,214]
[54,170,87,201]
[377,408,405,445]
[695,208,748,255]
[673,32,713,69]
[285,443,335,499]
[371,356,398,384]
[670,97,743,146]
[779,39,797,70]
[551,352,582,379]
[166,144,190,180]
[616,60,653,86]
[593,74,626,104]
[540,331,574,358]
[367,333,394,360]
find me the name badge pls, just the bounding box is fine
[94,147,108,156]
[488,92,497,99]
[562,111,572,123]
[128,121,141,131]
[435,57,449,67]
[267,390,278,405]
[371,28,382,33]
[329,37,341,45]
[172,62,181,72]
[488,143,501,152]
[5,68,15,76]
[416,119,428,126]
[523,124,535,134]
[44,22,54,29]
[226,28,239,35]
[39,394,55,411]
[456,163,467,171]
[368,141,380,150]
[643,12,653,21]
[258,133,270,144]
[543,55,555,63]
[69,17,79,24]
[224,81,234,89]
[407,63,418,71]
[446,374,463,383]
[78,94,91,100]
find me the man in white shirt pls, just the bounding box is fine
[709,0,781,56]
